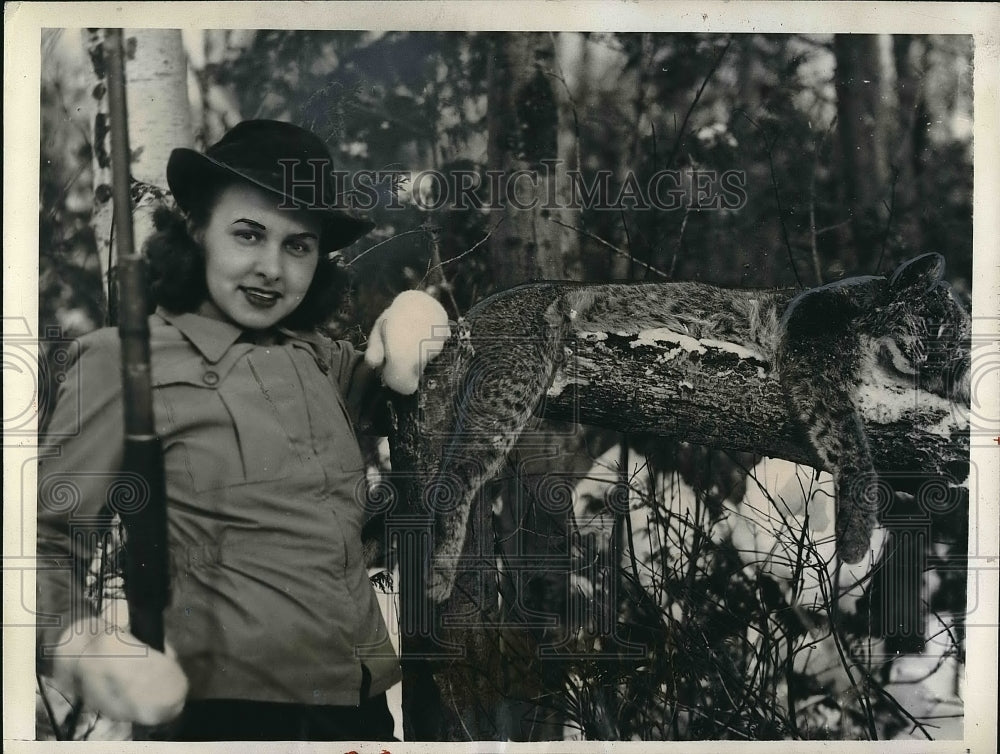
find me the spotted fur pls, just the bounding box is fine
[425,254,970,600]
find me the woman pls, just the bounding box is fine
[36,120,448,741]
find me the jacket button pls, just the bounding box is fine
[202,371,220,386]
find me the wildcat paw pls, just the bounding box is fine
[835,471,885,563]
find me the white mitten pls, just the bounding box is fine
[52,620,188,726]
[365,290,451,394]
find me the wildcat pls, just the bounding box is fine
[419,253,970,601]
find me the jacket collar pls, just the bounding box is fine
[155,307,244,364]
[155,307,331,372]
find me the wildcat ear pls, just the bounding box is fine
[889,253,945,293]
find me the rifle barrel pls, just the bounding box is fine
[106,27,168,652]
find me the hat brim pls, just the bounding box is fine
[167,148,375,251]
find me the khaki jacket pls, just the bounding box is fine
[37,308,401,705]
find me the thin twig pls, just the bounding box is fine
[818,562,879,739]
[548,217,670,279]
[628,33,652,166]
[859,664,937,740]
[346,228,426,267]
[669,208,690,280]
[929,607,964,665]
[36,674,65,741]
[618,442,643,592]
[46,162,90,223]
[418,221,461,318]
[445,675,475,741]
[809,148,822,286]
[815,219,852,236]
[61,699,84,742]
[665,39,733,171]
[738,110,804,289]
[875,165,900,275]
[620,209,636,279]
[807,117,839,285]
[421,216,505,286]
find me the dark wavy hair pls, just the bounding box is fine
[143,197,351,332]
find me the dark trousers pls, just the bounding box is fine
[169,693,396,741]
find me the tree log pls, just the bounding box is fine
[540,324,969,481]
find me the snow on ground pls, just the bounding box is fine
[569,449,965,740]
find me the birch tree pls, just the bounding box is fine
[85,28,192,319]
[187,29,251,146]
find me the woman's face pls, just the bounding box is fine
[198,182,322,330]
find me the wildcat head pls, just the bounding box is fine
[875,253,971,404]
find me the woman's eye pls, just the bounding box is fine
[285,240,314,256]
[234,229,261,243]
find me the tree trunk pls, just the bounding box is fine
[86,28,192,321]
[554,31,587,281]
[392,31,573,741]
[486,32,564,285]
[388,332,509,740]
[889,35,927,261]
[483,31,582,740]
[190,29,251,147]
[398,32,568,740]
[833,34,890,272]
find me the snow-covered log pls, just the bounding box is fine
[540,322,969,481]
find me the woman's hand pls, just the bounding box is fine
[52,620,188,726]
[365,290,451,394]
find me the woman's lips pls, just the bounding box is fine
[240,287,282,308]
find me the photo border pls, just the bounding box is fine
[5,3,998,752]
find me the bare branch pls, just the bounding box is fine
[548,217,670,280]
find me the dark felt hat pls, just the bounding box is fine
[167,120,374,251]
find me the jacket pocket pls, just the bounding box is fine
[156,376,295,492]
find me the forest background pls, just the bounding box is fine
[35,28,974,742]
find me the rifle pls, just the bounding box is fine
[53,28,169,742]
[106,27,169,652]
